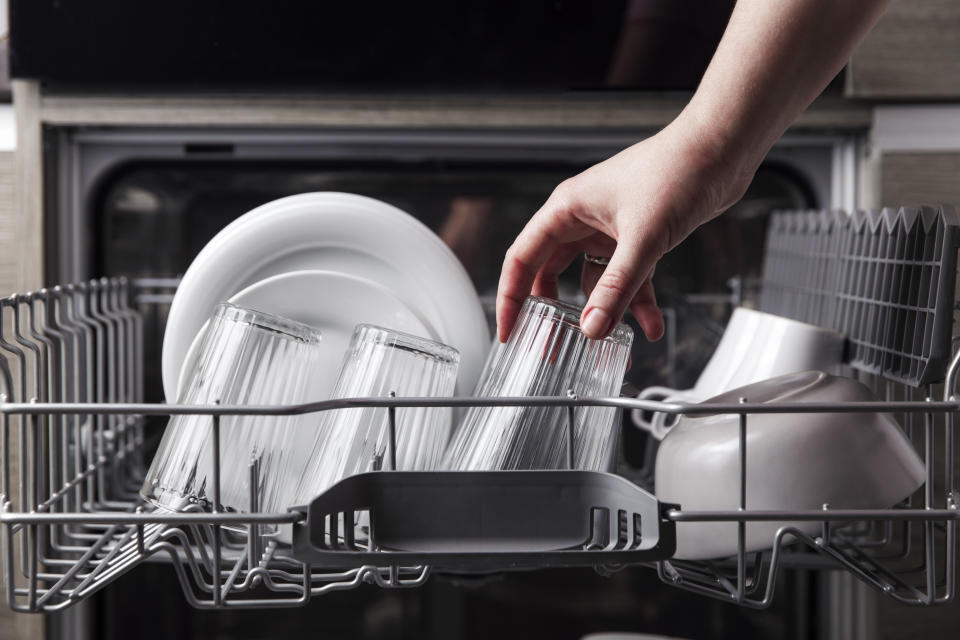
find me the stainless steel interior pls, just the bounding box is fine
[11,125,878,639]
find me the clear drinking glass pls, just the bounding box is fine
[292,324,460,507]
[141,303,324,524]
[443,296,633,471]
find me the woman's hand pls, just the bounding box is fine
[496,116,754,342]
[496,0,892,343]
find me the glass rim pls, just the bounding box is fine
[353,323,460,364]
[523,296,633,345]
[214,302,323,344]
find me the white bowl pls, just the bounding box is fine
[634,308,846,439]
[655,371,925,560]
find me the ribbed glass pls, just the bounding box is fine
[292,324,460,507]
[141,303,324,527]
[443,296,632,471]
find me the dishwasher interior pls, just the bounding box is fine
[5,131,958,639]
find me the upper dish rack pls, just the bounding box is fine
[5,200,960,613]
[1,277,959,614]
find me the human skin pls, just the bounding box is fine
[496,0,892,343]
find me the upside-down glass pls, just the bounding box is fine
[141,303,325,526]
[291,324,460,508]
[443,296,633,471]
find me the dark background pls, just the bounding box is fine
[10,0,733,90]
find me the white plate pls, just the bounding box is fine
[176,270,438,401]
[162,192,490,401]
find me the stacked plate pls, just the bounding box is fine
[161,192,490,402]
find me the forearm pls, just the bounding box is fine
[677,0,891,203]
[495,0,893,341]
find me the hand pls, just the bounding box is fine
[496,118,753,342]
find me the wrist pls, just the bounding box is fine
[663,107,760,214]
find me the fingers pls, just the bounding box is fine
[496,186,585,342]
[531,244,581,301]
[496,229,556,342]
[582,261,664,341]
[579,230,661,340]
[630,279,664,341]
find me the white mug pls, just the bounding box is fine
[656,371,924,559]
[632,307,846,439]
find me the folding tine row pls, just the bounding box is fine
[0,278,150,610]
[0,278,433,611]
[0,278,145,510]
[657,204,960,608]
[761,205,960,387]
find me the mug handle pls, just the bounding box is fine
[630,385,688,434]
[647,392,695,440]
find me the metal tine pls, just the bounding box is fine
[29,294,92,552]
[125,279,145,405]
[2,298,37,576]
[248,456,262,577]
[67,283,99,511]
[100,281,130,496]
[736,397,747,602]
[112,279,140,441]
[81,281,130,511]
[44,290,85,547]
[924,390,937,602]
[107,278,136,444]
[23,292,78,554]
[25,292,61,525]
[115,279,145,459]
[98,281,123,437]
[86,282,117,471]
[32,524,130,608]
[12,295,45,411]
[0,301,21,580]
[13,298,48,524]
[58,287,95,520]
[1,396,7,510]
[0,301,25,508]
[210,408,222,607]
[39,291,73,521]
[831,537,931,601]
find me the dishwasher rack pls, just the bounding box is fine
[1,279,959,613]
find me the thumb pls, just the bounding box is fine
[579,232,658,340]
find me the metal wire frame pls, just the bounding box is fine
[0,280,432,612]
[0,279,959,613]
[653,356,960,608]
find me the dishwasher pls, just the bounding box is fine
[1,204,958,634]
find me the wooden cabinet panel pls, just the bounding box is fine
[847,0,960,98]
[880,152,960,205]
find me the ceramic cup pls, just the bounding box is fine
[633,307,846,439]
[655,371,925,560]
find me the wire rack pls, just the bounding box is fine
[1,279,959,613]
[760,205,960,386]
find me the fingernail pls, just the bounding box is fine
[582,307,611,338]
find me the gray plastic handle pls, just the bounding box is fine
[291,470,676,571]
